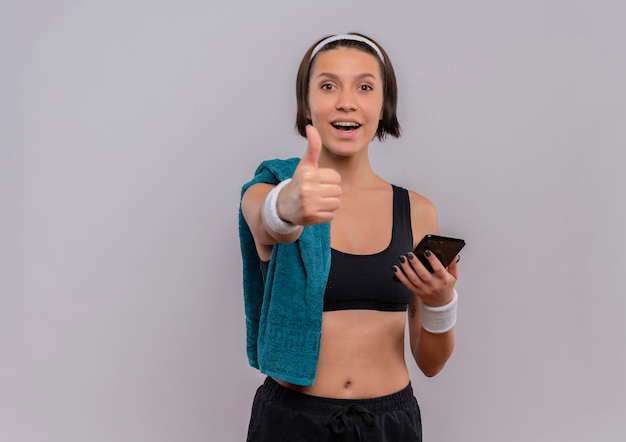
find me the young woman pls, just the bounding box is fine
[239,32,461,441]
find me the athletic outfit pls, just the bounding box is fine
[249,185,422,441]
[324,185,414,312]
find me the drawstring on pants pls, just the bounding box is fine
[323,403,376,441]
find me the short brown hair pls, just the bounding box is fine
[295,33,401,141]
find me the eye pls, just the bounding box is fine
[359,84,373,91]
[321,83,335,91]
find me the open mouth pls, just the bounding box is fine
[332,121,361,131]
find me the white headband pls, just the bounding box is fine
[310,34,385,64]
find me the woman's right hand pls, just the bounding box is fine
[277,125,342,226]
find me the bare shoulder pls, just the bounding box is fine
[407,190,440,242]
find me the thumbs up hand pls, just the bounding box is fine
[277,125,342,226]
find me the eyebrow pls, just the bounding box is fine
[314,72,379,81]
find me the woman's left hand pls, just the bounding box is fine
[393,251,460,307]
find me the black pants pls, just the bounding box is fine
[247,377,422,441]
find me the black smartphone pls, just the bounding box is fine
[412,234,465,273]
[394,234,465,282]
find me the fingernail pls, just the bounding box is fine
[392,265,398,272]
[407,252,414,260]
[424,249,431,257]
[399,255,406,263]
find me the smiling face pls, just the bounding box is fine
[306,47,385,157]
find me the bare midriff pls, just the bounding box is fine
[274,309,409,399]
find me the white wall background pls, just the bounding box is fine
[2,1,625,441]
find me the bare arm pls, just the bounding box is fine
[395,192,459,377]
[407,287,456,377]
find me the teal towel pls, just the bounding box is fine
[239,158,331,386]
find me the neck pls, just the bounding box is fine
[318,149,380,193]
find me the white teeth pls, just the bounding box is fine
[333,121,360,127]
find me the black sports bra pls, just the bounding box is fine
[323,185,414,312]
[259,185,415,312]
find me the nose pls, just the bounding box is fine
[335,88,357,111]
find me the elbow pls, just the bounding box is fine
[420,364,445,378]
[411,329,455,378]
[413,346,449,377]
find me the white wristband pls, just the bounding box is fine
[263,179,300,235]
[421,290,458,334]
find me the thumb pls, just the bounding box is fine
[299,125,322,168]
